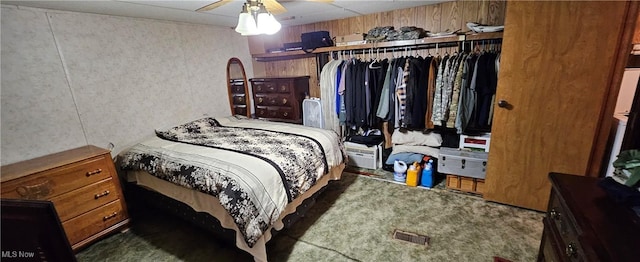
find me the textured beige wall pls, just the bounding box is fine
[0,5,254,165]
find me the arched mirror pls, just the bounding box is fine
[227,57,251,117]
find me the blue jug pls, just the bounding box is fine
[421,159,433,188]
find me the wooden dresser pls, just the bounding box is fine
[250,76,310,123]
[1,145,129,252]
[538,173,640,261]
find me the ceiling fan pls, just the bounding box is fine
[196,0,333,15]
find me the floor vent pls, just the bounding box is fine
[392,229,430,246]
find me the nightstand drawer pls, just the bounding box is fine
[62,199,125,245]
[51,178,119,221]
[1,155,113,200]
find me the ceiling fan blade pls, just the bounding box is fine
[263,0,287,15]
[196,0,233,12]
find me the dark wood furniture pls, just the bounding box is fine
[0,145,130,252]
[250,76,310,123]
[1,199,77,261]
[538,173,640,262]
[227,57,251,118]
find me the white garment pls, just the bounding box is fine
[319,59,343,135]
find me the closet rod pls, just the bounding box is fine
[327,42,460,56]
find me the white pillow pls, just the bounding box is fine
[391,129,442,147]
[391,144,440,157]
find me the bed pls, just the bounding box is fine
[117,116,345,262]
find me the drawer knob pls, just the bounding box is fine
[283,112,289,117]
[565,243,577,257]
[258,97,264,104]
[282,98,288,105]
[86,169,103,176]
[103,212,118,221]
[550,208,561,220]
[280,85,287,91]
[94,190,111,199]
[268,85,275,91]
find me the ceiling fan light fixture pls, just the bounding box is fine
[236,1,281,36]
[235,3,259,35]
[257,13,281,35]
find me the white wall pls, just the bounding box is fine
[0,5,254,165]
[615,68,640,114]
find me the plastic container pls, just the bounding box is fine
[406,162,421,187]
[393,160,407,182]
[421,159,434,188]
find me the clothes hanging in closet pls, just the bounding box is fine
[318,46,500,136]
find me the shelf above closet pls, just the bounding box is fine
[252,32,503,62]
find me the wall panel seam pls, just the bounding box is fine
[46,12,89,145]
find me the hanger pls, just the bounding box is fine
[369,48,382,69]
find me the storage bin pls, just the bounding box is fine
[438,147,488,179]
[459,133,491,152]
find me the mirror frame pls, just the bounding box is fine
[226,57,251,118]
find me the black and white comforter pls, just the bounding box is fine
[119,116,344,247]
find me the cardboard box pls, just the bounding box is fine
[335,40,367,47]
[446,175,485,195]
[336,33,365,43]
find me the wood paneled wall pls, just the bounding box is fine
[635,10,640,44]
[248,0,506,98]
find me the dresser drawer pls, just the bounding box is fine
[253,81,291,93]
[547,191,586,261]
[232,95,247,105]
[541,218,567,262]
[230,83,246,94]
[233,106,248,116]
[1,156,113,200]
[62,199,125,245]
[51,178,119,221]
[255,95,291,106]
[256,106,276,118]
[256,107,295,120]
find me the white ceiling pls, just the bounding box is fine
[2,0,447,28]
